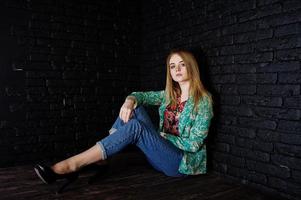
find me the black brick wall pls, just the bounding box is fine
[140,0,300,199]
[0,0,140,166]
[1,0,300,199]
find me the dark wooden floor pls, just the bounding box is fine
[0,152,287,200]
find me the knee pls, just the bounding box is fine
[133,106,146,116]
[127,119,143,131]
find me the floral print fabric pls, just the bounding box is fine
[163,97,187,136]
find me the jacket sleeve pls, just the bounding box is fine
[165,96,213,152]
[126,90,165,108]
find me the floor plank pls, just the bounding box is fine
[0,152,288,200]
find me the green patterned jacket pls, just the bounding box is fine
[128,90,214,175]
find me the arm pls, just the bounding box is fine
[165,96,213,152]
[126,90,165,108]
[119,90,165,123]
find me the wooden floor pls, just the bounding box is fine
[0,152,287,200]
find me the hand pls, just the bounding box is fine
[160,132,167,138]
[119,99,135,123]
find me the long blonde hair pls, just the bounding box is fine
[165,49,213,112]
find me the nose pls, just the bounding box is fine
[176,64,181,71]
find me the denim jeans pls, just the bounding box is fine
[97,106,187,177]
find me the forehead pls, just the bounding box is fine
[169,54,183,63]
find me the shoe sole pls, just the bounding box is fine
[34,167,48,184]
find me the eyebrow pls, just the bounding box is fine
[169,61,184,65]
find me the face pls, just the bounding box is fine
[169,54,189,83]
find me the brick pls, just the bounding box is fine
[257,85,300,96]
[258,11,301,28]
[211,74,235,83]
[215,142,230,152]
[231,146,249,157]
[220,44,254,55]
[220,84,238,94]
[218,65,234,74]
[238,85,256,95]
[256,73,277,83]
[233,64,258,73]
[253,140,273,152]
[256,3,282,18]
[257,61,299,72]
[228,166,248,178]
[220,105,253,117]
[291,170,301,184]
[257,0,281,7]
[286,180,301,197]
[284,97,301,108]
[209,55,233,65]
[229,155,246,168]
[271,154,301,170]
[275,23,300,37]
[234,32,256,43]
[283,0,301,12]
[256,29,273,40]
[237,10,257,23]
[239,117,277,130]
[217,125,256,138]
[212,161,228,173]
[252,107,300,120]
[247,171,268,184]
[25,62,51,70]
[279,72,301,84]
[222,21,256,35]
[280,133,301,145]
[275,143,301,157]
[246,160,290,178]
[242,96,282,107]
[234,52,273,63]
[216,133,236,144]
[276,48,301,61]
[269,177,288,190]
[25,79,45,87]
[236,74,256,84]
[235,137,253,149]
[220,95,240,105]
[255,37,299,51]
[247,150,270,162]
[213,152,229,163]
[278,120,301,133]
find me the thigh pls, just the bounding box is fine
[136,123,186,177]
[110,106,155,134]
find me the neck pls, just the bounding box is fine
[178,81,190,97]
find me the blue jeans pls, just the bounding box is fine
[97,106,186,177]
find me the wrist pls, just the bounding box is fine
[125,96,137,107]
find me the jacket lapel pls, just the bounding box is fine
[179,96,194,137]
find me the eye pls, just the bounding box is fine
[180,62,186,67]
[170,65,175,69]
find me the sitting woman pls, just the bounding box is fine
[34,49,214,189]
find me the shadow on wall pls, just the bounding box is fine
[190,47,220,172]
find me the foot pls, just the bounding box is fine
[34,164,57,184]
[34,164,79,185]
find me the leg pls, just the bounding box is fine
[52,145,103,174]
[98,118,186,177]
[51,106,152,174]
[109,106,156,134]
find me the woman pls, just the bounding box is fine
[34,49,214,189]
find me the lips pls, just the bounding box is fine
[176,74,182,76]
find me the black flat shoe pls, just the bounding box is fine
[34,164,79,193]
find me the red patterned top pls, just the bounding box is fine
[163,96,187,136]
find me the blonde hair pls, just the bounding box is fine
[165,49,213,112]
